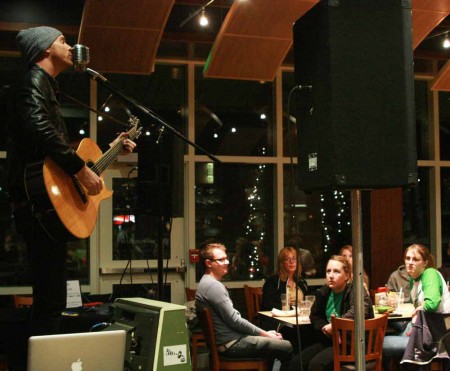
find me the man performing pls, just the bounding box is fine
[7,26,136,338]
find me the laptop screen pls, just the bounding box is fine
[27,330,126,371]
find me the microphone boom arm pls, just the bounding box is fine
[85,67,220,163]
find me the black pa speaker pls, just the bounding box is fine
[137,134,184,217]
[293,0,417,192]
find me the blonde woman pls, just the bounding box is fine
[262,247,308,311]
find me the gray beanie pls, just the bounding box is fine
[16,26,62,65]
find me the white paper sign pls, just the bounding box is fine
[66,280,83,308]
[163,344,188,366]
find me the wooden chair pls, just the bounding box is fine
[243,285,262,323]
[13,295,33,308]
[197,307,267,371]
[331,314,388,371]
[185,288,206,371]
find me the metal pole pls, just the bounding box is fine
[351,189,365,371]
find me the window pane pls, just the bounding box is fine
[403,167,430,246]
[415,80,430,160]
[284,166,352,278]
[111,177,171,261]
[0,56,26,151]
[57,70,92,146]
[439,91,450,160]
[195,163,274,281]
[282,71,298,157]
[441,168,450,261]
[195,67,274,156]
[98,64,187,152]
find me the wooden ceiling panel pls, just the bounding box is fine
[412,9,449,49]
[411,0,450,90]
[79,0,175,74]
[431,59,450,91]
[205,36,292,81]
[224,0,319,38]
[81,0,173,28]
[412,0,450,12]
[204,0,319,81]
[79,28,161,74]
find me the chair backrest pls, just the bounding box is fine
[13,295,33,308]
[197,307,221,370]
[185,287,197,302]
[331,314,388,371]
[244,285,262,323]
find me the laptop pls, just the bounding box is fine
[27,330,126,371]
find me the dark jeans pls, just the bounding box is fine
[222,335,295,370]
[13,205,67,336]
[289,342,334,371]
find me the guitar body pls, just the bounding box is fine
[25,138,113,242]
[24,117,140,243]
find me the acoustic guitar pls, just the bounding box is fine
[24,117,141,243]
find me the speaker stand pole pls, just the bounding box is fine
[157,215,165,301]
[351,189,366,371]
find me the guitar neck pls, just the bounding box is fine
[91,126,137,175]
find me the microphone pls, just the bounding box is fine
[72,44,90,71]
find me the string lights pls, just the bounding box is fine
[320,190,351,253]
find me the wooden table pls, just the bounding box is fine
[259,303,414,327]
[259,311,311,327]
[374,303,414,321]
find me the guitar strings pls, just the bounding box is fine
[92,124,138,175]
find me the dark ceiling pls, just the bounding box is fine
[0,0,449,69]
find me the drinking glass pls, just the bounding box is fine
[387,291,399,310]
[281,294,289,311]
[305,295,315,304]
[299,300,312,322]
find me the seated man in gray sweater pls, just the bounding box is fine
[195,242,294,370]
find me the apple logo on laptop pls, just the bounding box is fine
[71,359,83,371]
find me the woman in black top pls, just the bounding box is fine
[291,255,374,371]
[262,247,308,311]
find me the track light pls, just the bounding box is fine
[180,0,215,28]
[444,32,450,49]
[199,9,208,27]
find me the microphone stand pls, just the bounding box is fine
[84,67,221,301]
[85,68,221,163]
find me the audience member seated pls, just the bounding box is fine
[262,247,308,311]
[286,236,316,277]
[289,255,374,371]
[387,264,411,303]
[382,244,450,369]
[261,247,308,350]
[339,244,370,291]
[195,242,295,370]
[438,242,450,283]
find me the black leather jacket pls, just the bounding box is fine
[7,65,84,203]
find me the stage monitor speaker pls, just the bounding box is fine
[293,0,417,192]
[138,134,184,217]
[103,297,190,371]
